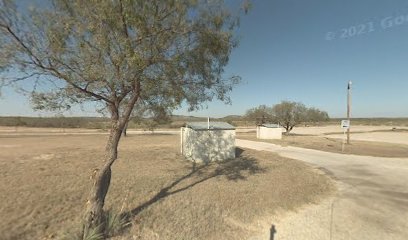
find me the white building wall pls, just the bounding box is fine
[257,126,282,139]
[181,127,235,163]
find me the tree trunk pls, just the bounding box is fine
[284,123,290,134]
[286,125,294,135]
[122,121,128,137]
[82,120,123,238]
[82,91,140,239]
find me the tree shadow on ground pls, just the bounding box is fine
[270,224,277,240]
[124,147,266,220]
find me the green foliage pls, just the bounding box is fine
[60,225,104,240]
[14,116,27,126]
[245,101,330,132]
[306,107,330,123]
[128,100,172,131]
[0,1,249,236]
[104,209,129,237]
[0,116,109,128]
[272,101,308,133]
[82,226,104,240]
[0,0,246,115]
[59,209,129,240]
[244,105,274,124]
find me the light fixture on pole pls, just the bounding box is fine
[347,81,352,144]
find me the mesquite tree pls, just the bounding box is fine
[272,101,308,133]
[306,107,330,123]
[245,102,330,133]
[244,104,273,125]
[0,0,248,237]
[272,101,329,133]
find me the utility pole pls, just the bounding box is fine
[347,81,352,144]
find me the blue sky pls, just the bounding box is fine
[1,0,408,118]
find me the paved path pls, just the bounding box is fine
[237,139,408,240]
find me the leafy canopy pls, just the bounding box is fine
[0,0,247,117]
[246,101,330,132]
[244,104,273,124]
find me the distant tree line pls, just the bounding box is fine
[245,101,330,133]
[0,116,109,128]
[0,116,174,130]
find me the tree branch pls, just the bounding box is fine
[120,80,141,127]
[1,23,115,104]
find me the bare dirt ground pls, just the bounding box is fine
[0,134,334,240]
[326,131,408,145]
[289,125,408,135]
[237,139,408,240]
[237,133,408,158]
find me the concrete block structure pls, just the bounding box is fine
[181,122,236,163]
[256,124,282,139]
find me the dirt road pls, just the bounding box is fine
[237,139,408,240]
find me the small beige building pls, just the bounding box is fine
[256,124,282,139]
[181,122,235,163]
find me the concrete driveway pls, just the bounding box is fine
[237,139,408,240]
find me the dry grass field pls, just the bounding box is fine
[0,134,334,240]
[325,130,408,146]
[288,125,408,135]
[237,132,408,158]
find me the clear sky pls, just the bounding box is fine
[1,0,408,118]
